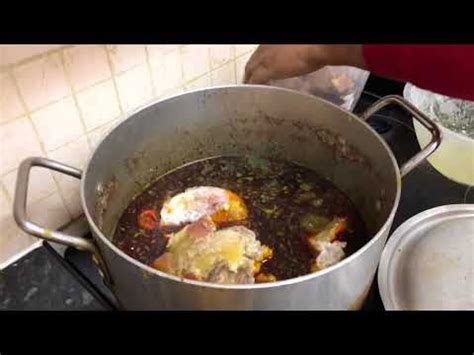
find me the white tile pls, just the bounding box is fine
[62,187,83,219]
[184,74,212,91]
[147,45,180,59]
[31,97,84,152]
[47,136,90,170]
[116,65,153,114]
[157,86,185,100]
[0,184,37,266]
[87,119,119,150]
[235,51,254,84]
[14,53,70,111]
[76,80,120,131]
[0,186,11,220]
[2,167,57,204]
[0,215,37,267]
[48,137,90,193]
[234,44,258,57]
[63,45,111,92]
[0,117,43,175]
[0,45,63,67]
[211,61,236,85]
[209,45,233,69]
[181,45,210,82]
[107,45,147,74]
[150,50,184,97]
[27,192,70,230]
[0,73,25,124]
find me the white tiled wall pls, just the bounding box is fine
[0,44,257,267]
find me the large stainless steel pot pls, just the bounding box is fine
[13,86,441,310]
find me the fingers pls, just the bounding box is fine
[243,49,263,83]
[246,65,273,84]
[244,52,273,84]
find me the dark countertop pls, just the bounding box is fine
[1,75,472,311]
[0,243,112,310]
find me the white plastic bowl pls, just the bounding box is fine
[404,83,474,186]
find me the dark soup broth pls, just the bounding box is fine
[113,156,368,282]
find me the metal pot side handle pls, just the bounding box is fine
[13,157,113,286]
[360,95,442,177]
[13,157,97,254]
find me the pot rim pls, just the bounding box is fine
[80,84,402,290]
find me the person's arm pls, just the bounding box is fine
[244,45,474,101]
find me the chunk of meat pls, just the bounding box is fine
[253,246,273,274]
[186,215,216,238]
[255,273,277,283]
[307,217,348,272]
[152,252,172,272]
[160,186,248,227]
[307,217,346,249]
[206,261,254,284]
[151,218,272,284]
[310,240,347,272]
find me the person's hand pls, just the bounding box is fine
[244,45,365,84]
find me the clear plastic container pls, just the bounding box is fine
[267,66,370,112]
[404,83,474,186]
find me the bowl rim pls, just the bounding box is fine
[403,83,474,143]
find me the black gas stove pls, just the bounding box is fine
[1,75,472,311]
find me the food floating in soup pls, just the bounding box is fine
[152,216,272,283]
[160,186,248,227]
[113,156,367,284]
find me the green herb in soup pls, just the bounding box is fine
[113,156,368,283]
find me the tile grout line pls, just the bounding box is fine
[232,46,239,83]
[2,73,124,125]
[21,50,74,220]
[0,239,43,270]
[0,179,12,204]
[177,46,187,90]
[1,46,253,203]
[1,166,20,180]
[0,65,27,124]
[185,60,234,88]
[0,94,66,126]
[1,46,252,129]
[0,45,75,73]
[206,46,213,81]
[1,70,24,203]
[7,59,71,217]
[106,45,147,76]
[8,64,48,156]
[55,48,89,219]
[0,184,62,270]
[103,45,126,120]
[209,46,235,85]
[26,51,73,220]
[231,46,238,84]
[58,47,91,150]
[158,47,186,98]
[144,45,158,98]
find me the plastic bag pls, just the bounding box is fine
[268,66,369,112]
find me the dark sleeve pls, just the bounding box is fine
[362,45,474,101]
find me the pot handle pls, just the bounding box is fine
[12,157,97,252]
[13,157,112,286]
[360,95,442,177]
